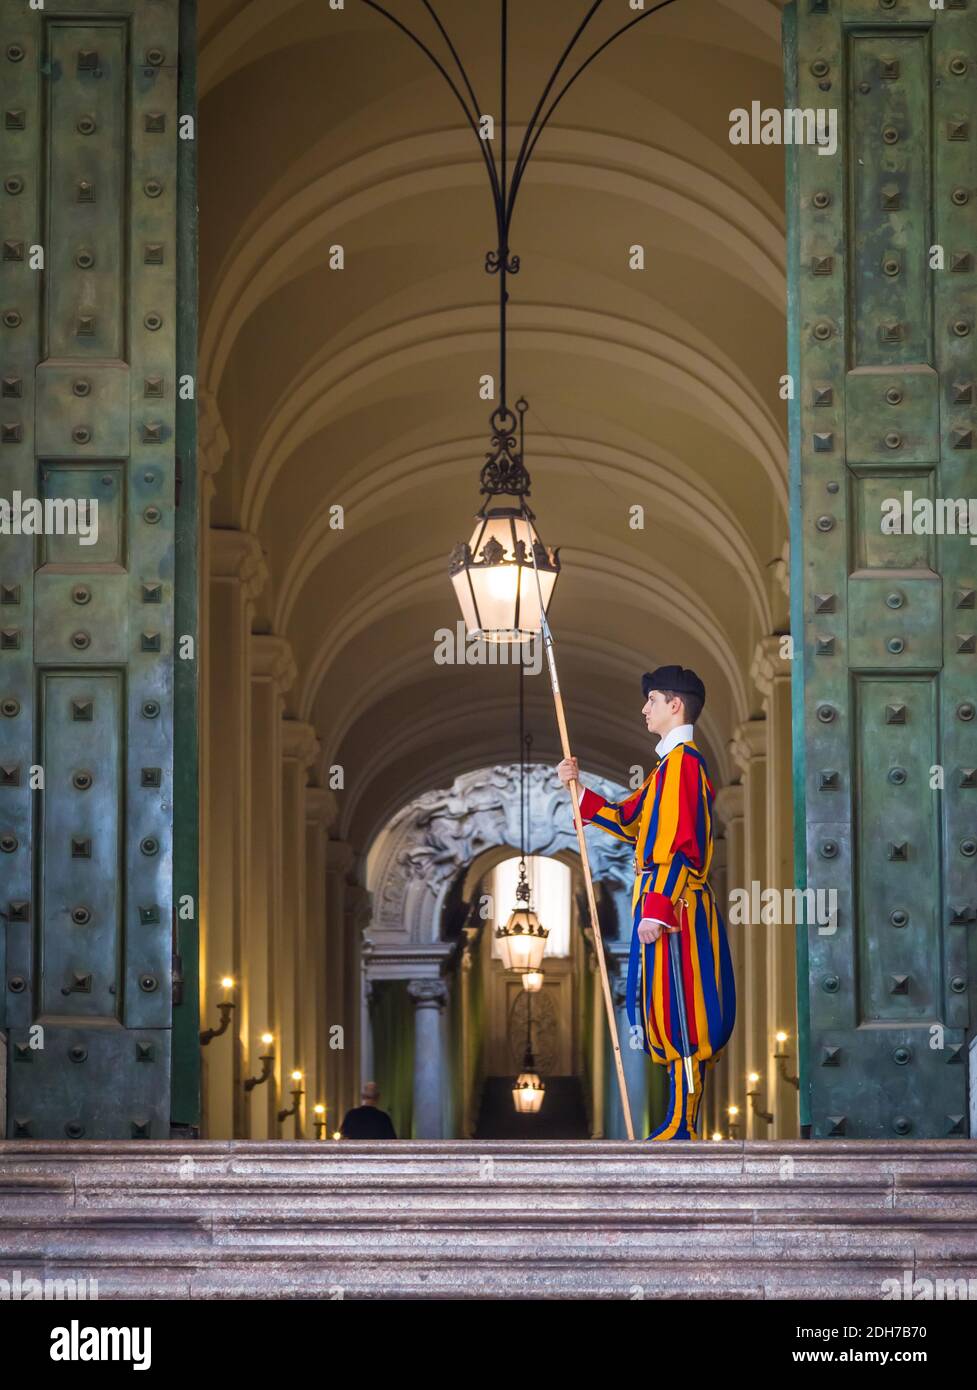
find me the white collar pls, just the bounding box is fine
[655,723,694,759]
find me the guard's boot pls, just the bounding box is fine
[645,1057,707,1140]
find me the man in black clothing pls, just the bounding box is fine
[339,1081,397,1139]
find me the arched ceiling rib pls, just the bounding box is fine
[200,130,785,389]
[274,434,771,636]
[239,307,787,529]
[298,547,750,727]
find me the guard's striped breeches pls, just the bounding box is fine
[627,885,736,1064]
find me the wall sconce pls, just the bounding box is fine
[726,1103,741,1140]
[313,1103,327,1140]
[243,1032,275,1092]
[747,1071,774,1125]
[277,1070,305,1123]
[774,1030,800,1089]
[200,976,235,1046]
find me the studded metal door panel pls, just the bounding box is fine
[787,0,976,1138]
[1,0,184,1138]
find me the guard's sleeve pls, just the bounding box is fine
[639,747,709,928]
[578,778,648,844]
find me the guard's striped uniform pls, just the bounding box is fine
[580,739,735,1140]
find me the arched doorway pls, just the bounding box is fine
[363,762,653,1138]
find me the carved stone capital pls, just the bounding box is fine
[250,633,296,695]
[305,786,338,830]
[407,978,448,1010]
[325,839,355,875]
[712,782,745,829]
[751,633,792,698]
[282,719,320,769]
[210,528,268,602]
[730,717,767,775]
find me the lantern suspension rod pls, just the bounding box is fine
[507,0,682,210]
[358,0,505,248]
[359,1,684,397]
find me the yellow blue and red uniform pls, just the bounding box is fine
[579,738,735,1140]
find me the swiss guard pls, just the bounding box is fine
[557,666,735,1140]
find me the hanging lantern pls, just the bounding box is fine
[450,505,560,643]
[495,903,548,972]
[495,858,548,972]
[521,968,544,993]
[449,402,560,642]
[512,1044,545,1115]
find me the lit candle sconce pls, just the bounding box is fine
[199,976,236,1047]
[332,1130,343,1141]
[710,1131,724,1142]
[277,1070,305,1124]
[726,1103,741,1141]
[243,1032,275,1092]
[521,968,544,994]
[773,1030,800,1089]
[747,1071,774,1125]
[313,1103,327,1140]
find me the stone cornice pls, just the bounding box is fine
[198,388,230,481]
[366,945,454,982]
[250,633,296,694]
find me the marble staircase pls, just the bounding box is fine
[2,1139,976,1299]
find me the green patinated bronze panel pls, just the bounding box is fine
[787,0,976,1138]
[0,0,191,1139]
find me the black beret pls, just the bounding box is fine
[642,665,706,708]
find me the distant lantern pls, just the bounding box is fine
[512,1045,545,1115]
[495,858,549,973]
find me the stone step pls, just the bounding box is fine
[2,1140,976,1298]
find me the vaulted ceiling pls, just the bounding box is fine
[198,0,789,853]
